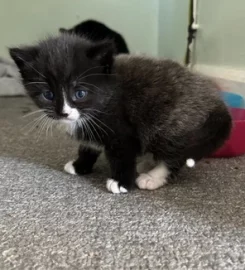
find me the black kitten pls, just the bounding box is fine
[60,19,129,54]
[9,34,232,194]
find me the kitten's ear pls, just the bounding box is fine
[59,28,67,33]
[86,41,116,70]
[9,46,39,69]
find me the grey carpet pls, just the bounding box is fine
[0,97,245,270]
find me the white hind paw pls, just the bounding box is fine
[64,160,77,175]
[136,173,167,190]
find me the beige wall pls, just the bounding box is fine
[195,0,245,68]
[0,0,159,59]
[2,1,244,67]
[158,0,189,63]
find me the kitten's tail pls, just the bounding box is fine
[186,158,195,168]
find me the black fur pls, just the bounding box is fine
[9,34,232,191]
[60,19,129,54]
[74,146,100,175]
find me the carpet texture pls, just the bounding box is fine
[0,97,245,270]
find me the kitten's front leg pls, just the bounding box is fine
[105,141,137,194]
[64,146,100,175]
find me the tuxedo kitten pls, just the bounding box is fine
[9,34,232,194]
[59,19,129,54]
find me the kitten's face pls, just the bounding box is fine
[9,35,115,127]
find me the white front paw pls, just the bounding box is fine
[136,173,167,190]
[106,179,128,194]
[64,160,77,175]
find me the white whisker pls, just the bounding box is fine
[86,116,103,142]
[24,82,48,86]
[79,73,116,81]
[22,109,45,118]
[22,114,46,133]
[79,81,103,93]
[77,118,85,140]
[36,117,48,141]
[86,113,114,134]
[86,115,107,139]
[83,116,95,142]
[76,65,105,81]
[16,56,46,79]
[50,119,54,137]
[46,118,53,138]
[83,108,109,115]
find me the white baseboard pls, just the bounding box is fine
[193,64,245,97]
[193,64,245,83]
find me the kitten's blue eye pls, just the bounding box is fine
[43,90,54,101]
[75,90,87,100]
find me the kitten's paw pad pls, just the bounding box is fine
[136,173,167,190]
[106,179,128,194]
[64,160,77,175]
